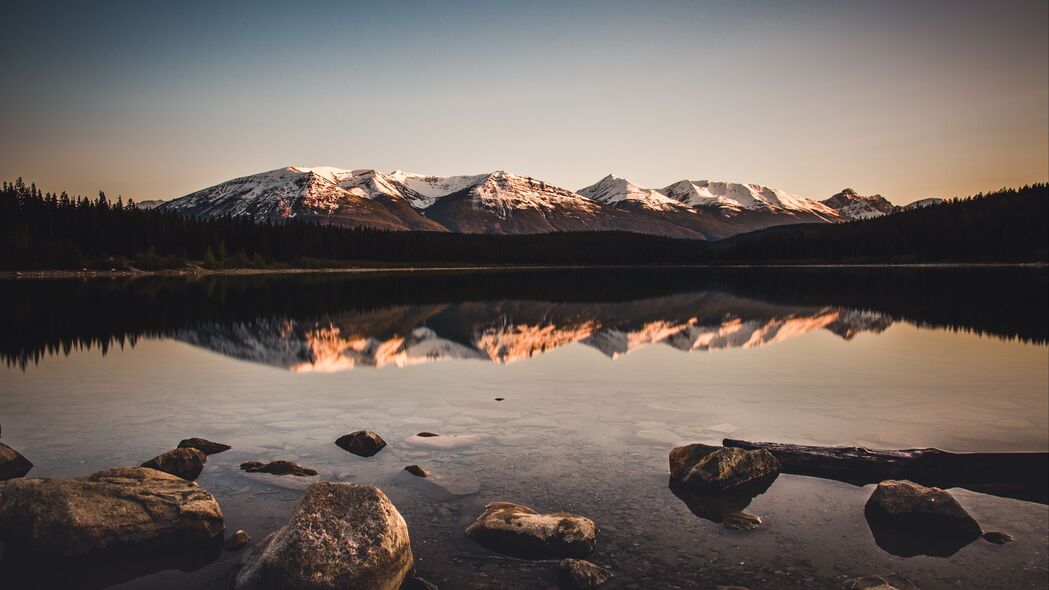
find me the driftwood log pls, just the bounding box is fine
[724,439,1048,504]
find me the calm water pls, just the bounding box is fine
[1,269,1047,589]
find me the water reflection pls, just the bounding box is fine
[2,267,1045,370]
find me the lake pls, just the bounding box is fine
[1,268,1047,589]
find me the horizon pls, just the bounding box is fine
[2,1,1048,204]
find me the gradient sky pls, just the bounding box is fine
[2,1,1047,204]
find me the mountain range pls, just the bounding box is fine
[157,166,942,240]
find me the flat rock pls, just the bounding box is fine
[142,448,207,480]
[669,444,781,492]
[178,437,232,455]
[240,460,317,477]
[0,442,32,480]
[0,467,224,557]
[416,432,440,437]
[982,531,1014,544]
[559,558,613,589]
[465,502,597,559]
[232,482,413,590]
[335,430,387,457]
[864,480,983,557]
[404,465,430,477]
[843,575,921,590]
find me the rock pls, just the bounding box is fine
[669,444,781,492]
[843,575,921,590]
[232,482,413,590]
[416,432,440,437]
[864,480,983,557]
[141,448,207,480]
[0,467,223,557]
[494,397,505,401]
[335,430,387,457]
[559,558,613,589]
[225,529,252,551]
[240,460,317,477]
[404,465,430,477]
[403,576,439,590]
[0,441,32,480]
[723,510,762,531]
[982,531,1014,544]
[178,437,231,455]
[465,502,597,559]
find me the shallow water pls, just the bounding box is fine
[1,268,1047,589]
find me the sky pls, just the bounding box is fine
[2,1,1047,204]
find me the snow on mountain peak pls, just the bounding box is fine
[578,174,687,211]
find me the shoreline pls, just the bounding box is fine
[2,261,1046,280]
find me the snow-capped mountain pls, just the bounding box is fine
[902,197,944,210]
[161,165,904,240]
[820,188,896,220]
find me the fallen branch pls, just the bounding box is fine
[723,439,1048,504]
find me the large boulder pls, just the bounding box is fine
[232,482,413,590]
[0,467,224,557]
[864,480,982,557]
[335,431,387,457]
[465,502,597,559]
[178,437,231,455]
[669,444,781,492]
[0,442,32,480]
[141,448,207,480]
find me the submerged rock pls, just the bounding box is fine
[669,444,780,492]
[232,482,413,590]
[0,442,32,480]
[240,460,317,477]
[864,480,982,557]
[558,558,613,589]
[982,531,1014,544]
[141,448,207,480]
[178,437,232,455]
[225,529,252,551]
[0,467,223,557]
[843,575,921,590]
[465,502,597,559]
[335,430,387,457]
[404,465,430,477]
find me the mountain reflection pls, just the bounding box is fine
[1,267,1044,370]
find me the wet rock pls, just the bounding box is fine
[669,444,780,492]
[0,467,224,557]
[240,460,317,477]
[416,432,440,437]
[225,529,252,551]
[843,575,921,590]
[465,502,597,559]
[403,576,439,590]
[404,464,430,477]
[232,482,413,590]
[494,397,505,401]
[0,441,32,480]
[335,430,387,457]
[559,558,613,589]
[723,510,762,531]
[178,437,231,455]
[982,531,1014,544]
[864,480,982,557]
[141,448,207,480]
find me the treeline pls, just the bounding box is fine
[1,178,1046,269]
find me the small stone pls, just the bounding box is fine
[465,502,597,559]
[843,575,921,590]
[240,460,317,477]
[0,442,32,481]
[178,437,231,455]
[225,529,251,551]
[404,465,430,478]
[559,558,613,589]
[982,531,1014,544]
[335,430,387,457]
[141,448,207,480]
[494,398,505,401]
[416,432,440,437]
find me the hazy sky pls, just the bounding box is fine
[2,1,1046,203]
